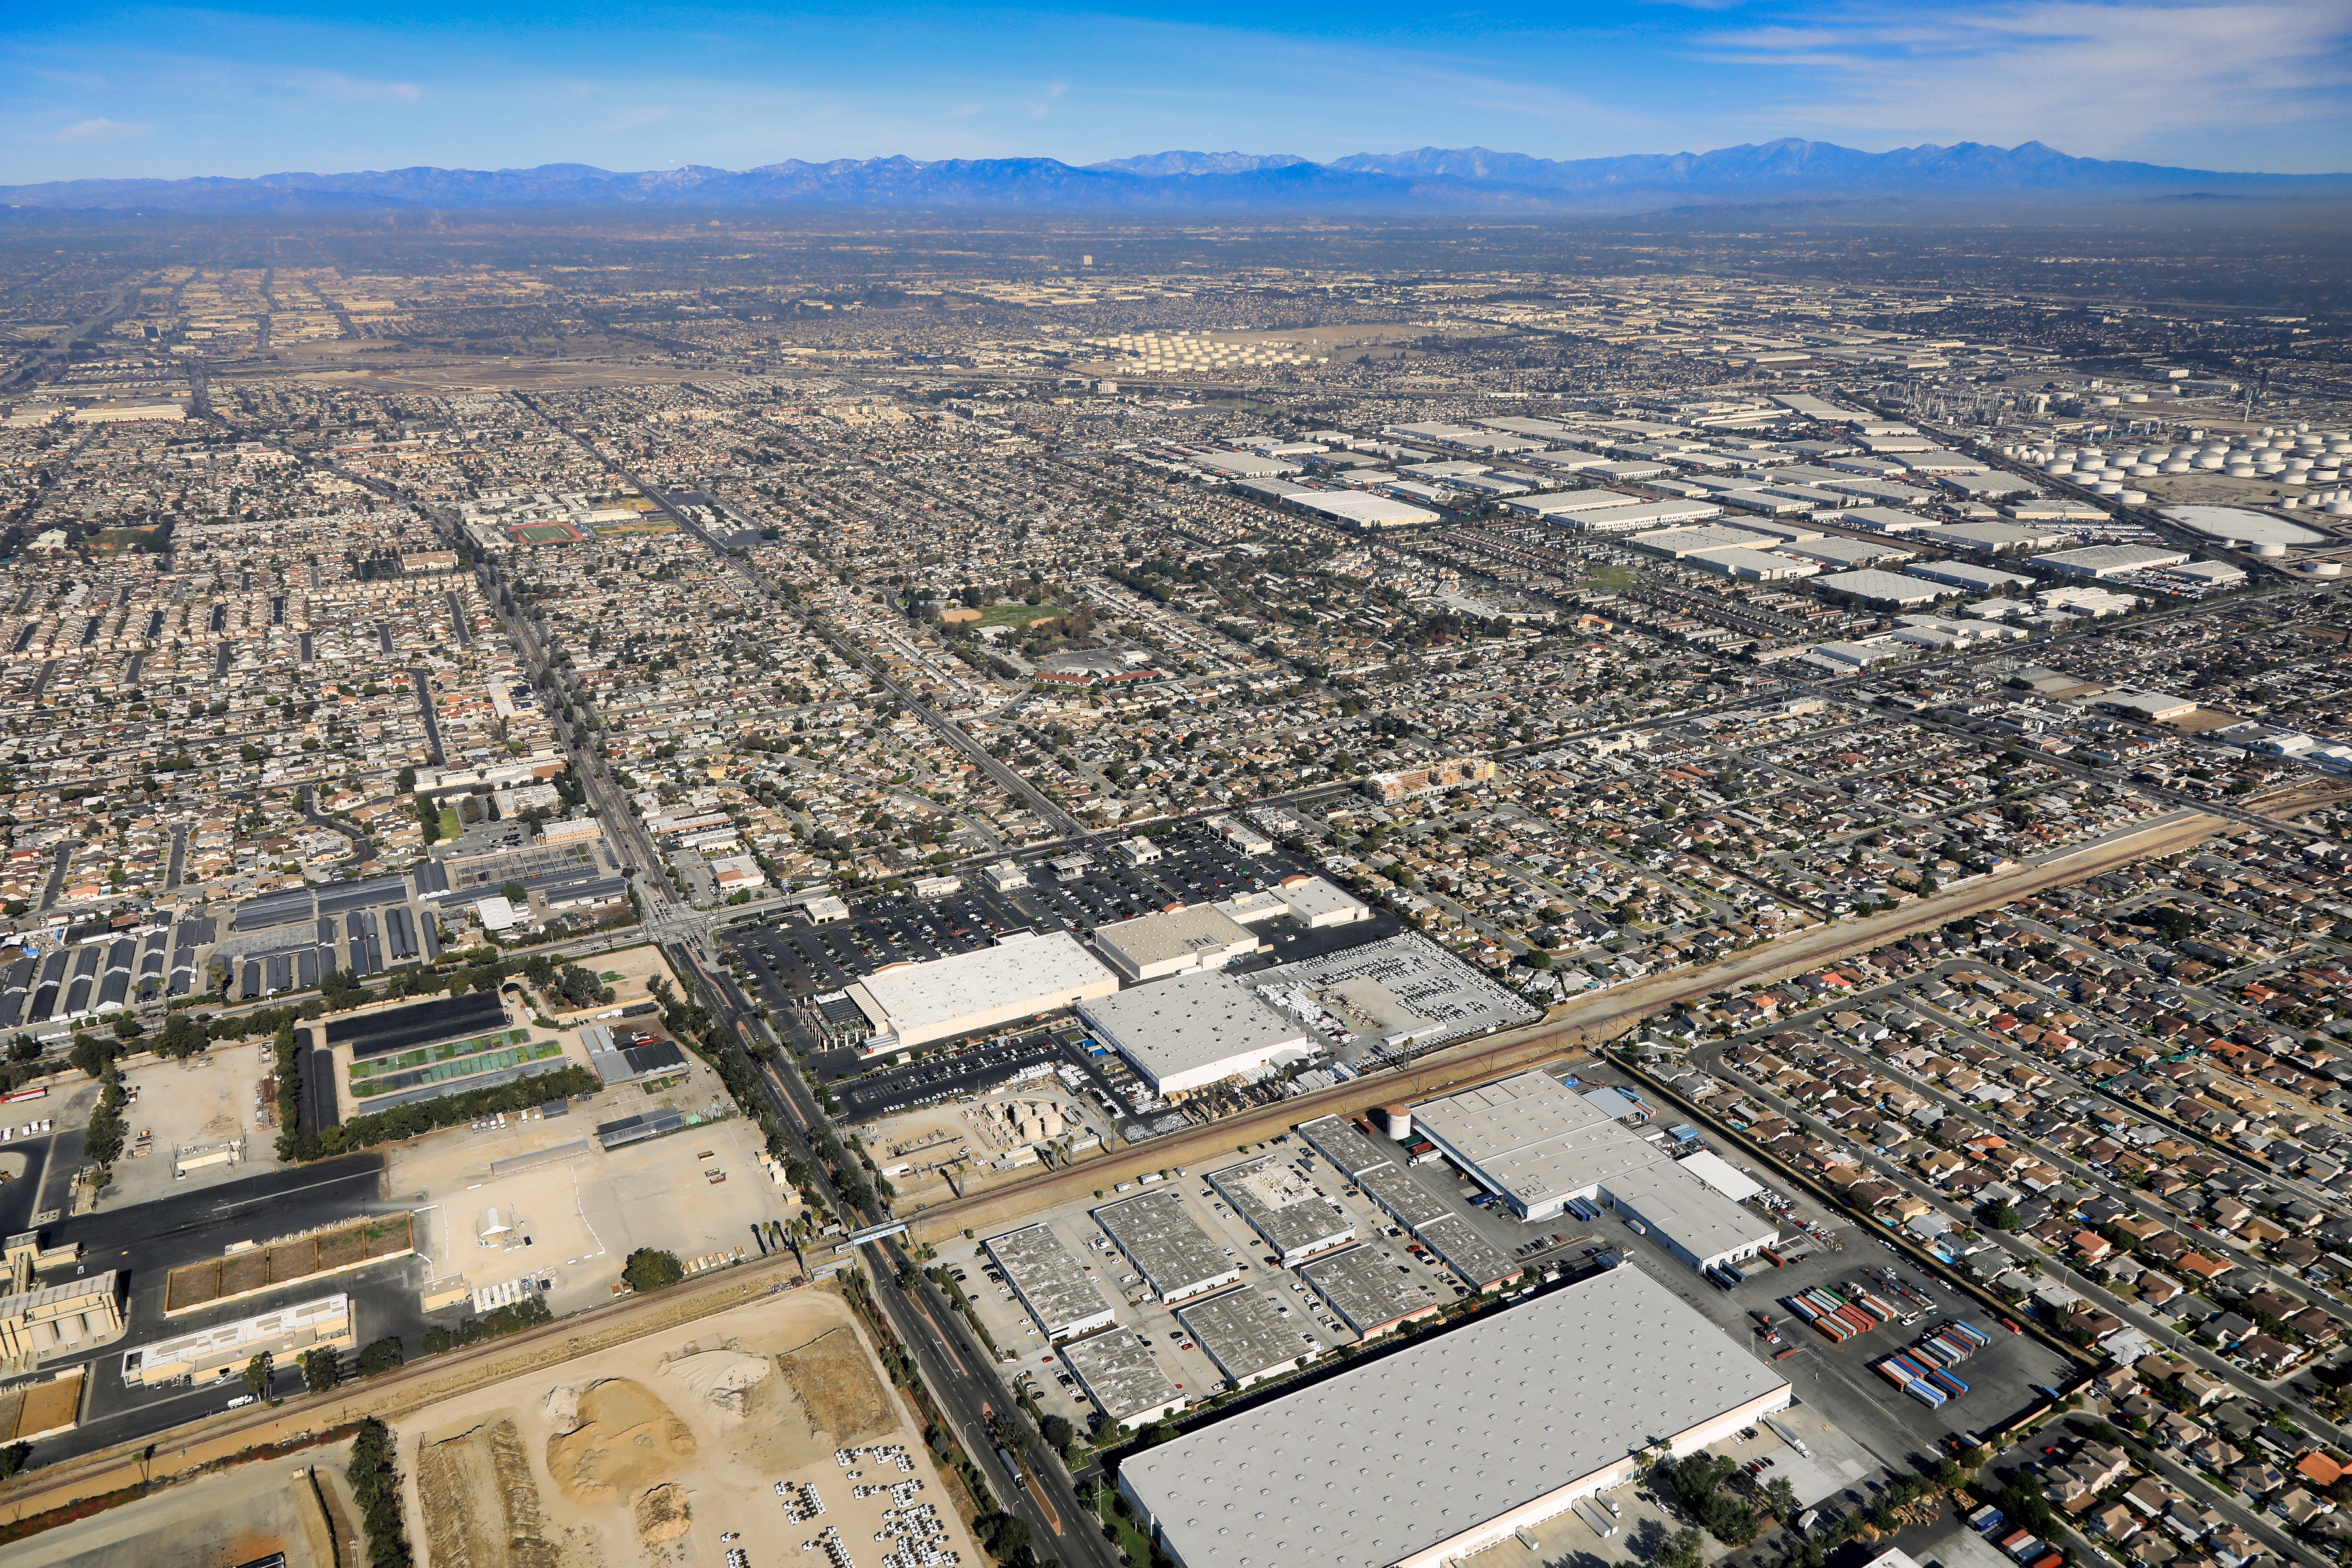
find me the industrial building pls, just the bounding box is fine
[1816,569,1946,609]
[1061,1328,1189,1426]
[1094,1187,1244,1304]
[1207,1153,1356,1264]
[1629,523,1778,559]
[1597,1165,1778,1275]
[1119,1267,1793,1568]
[0,1268,123,1370]
[2029,544,2192,579]
[581,1023,687,1087]
[1904,561,2036,595]
[1411,1070,1666,1222]
[1551,498,1722,534]
[846,930,1119,1054]
[1686,547,1820,583]
[120,1294,353,1386]
[1092,906,1260,983]
[982,1222,1118,1341]
[1077,972,1310,1100]
[1177,1286,1320,1389]
[1298,1244,1444,1339]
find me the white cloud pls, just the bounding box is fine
[55,117,153,144]
[1695,0,2352,163]
[280,69,423,105]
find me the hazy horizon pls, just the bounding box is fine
[7,0,2349,185]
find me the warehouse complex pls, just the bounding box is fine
[1077,970,1310,1100]
[847,930,1120,1054]
[1119,1266,1793,1568]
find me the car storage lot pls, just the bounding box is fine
[1642,1235,2075,1469]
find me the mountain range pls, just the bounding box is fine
[5,139,2346,216]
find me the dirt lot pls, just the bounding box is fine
[0,1367,84,1443]
[99,1046,280,1205]
[8,1435,354,1568]
[396,1285,976,1568]
[387,1087,789,1315]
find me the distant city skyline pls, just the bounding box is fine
[5,0,2348,185]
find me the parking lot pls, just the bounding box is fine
[721,825,1339,1079]
[1641,1228,2076,1473]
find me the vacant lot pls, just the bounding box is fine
[391,1286,975,1568]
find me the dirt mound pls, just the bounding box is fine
[664,1348,772,1419]
[542,1382,581,1437]
[419,1417,561,1568]
[634,1481,692,1546]
[545,1379,697,1507]
[777,1325,896,1446]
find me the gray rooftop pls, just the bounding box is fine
[1414,1215,1523,1291]
[1178,1286,1321,1387]
[1413,1070,1667,1210]
[1600,1163,1778,1264]
[1078,970,1309,1093]
[1356,1164,1447,1229]
[1061,1328,1188,1425]
[1209,1154,1358,1262]
[1298,1243,1442,1335]
[1297,1115,1396,1180]
[1121,1266,1791,1568]
[1095,1187,1244,1303]
[982,1223,1117,1339]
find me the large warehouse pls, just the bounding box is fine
[1411,1070,1665,1222]
[1119,1266,1793,1568]
[1077,970,1310,1099]
[1411,1071,1776,1272]
[847,930,1119,1054]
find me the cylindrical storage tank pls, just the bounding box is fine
[2120,489,2147,505]
[1384,1105,1413,1141]
[2095,481,2122,495]
[2253,541,2288,557]
[2162,460,2190,473]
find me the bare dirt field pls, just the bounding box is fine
[538,945,676,1022]
[8,1436,354,1568]
[388,1100,789,1315]
[394,1285,977,1568]
[99,1045,280,1206]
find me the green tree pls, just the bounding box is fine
[0,1441,29,1481]
[348,1416,414,1567]
[242,1350,274,1400]
[69,1034,111,1079]
[1039,1412,1076,1456]
[357,1336,405,1375]
[501,881,527,904]
[622,1248,685,1293]
[1656,1528,1704,1568]
[301,1347,339,1392]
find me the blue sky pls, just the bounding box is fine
[5,0,2348,183]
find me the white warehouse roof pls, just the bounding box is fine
[1412,1070,1666,1217]
[1079,970,1310,1098]
[850,930,1119,1050]
[1119,1265,1791,1568]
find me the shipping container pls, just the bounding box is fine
[1875,1360,1914,1388]
[1952,1321,1993,1348]
[1904,1379,1945,1409]
[1757,1247,1786,1267]
[1931,1368,1968,1398]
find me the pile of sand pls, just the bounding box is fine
[664,1349,773,1420]
[634,1481,692,1547]
[542,1382,581,1437]
[544,1379,697,1507]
